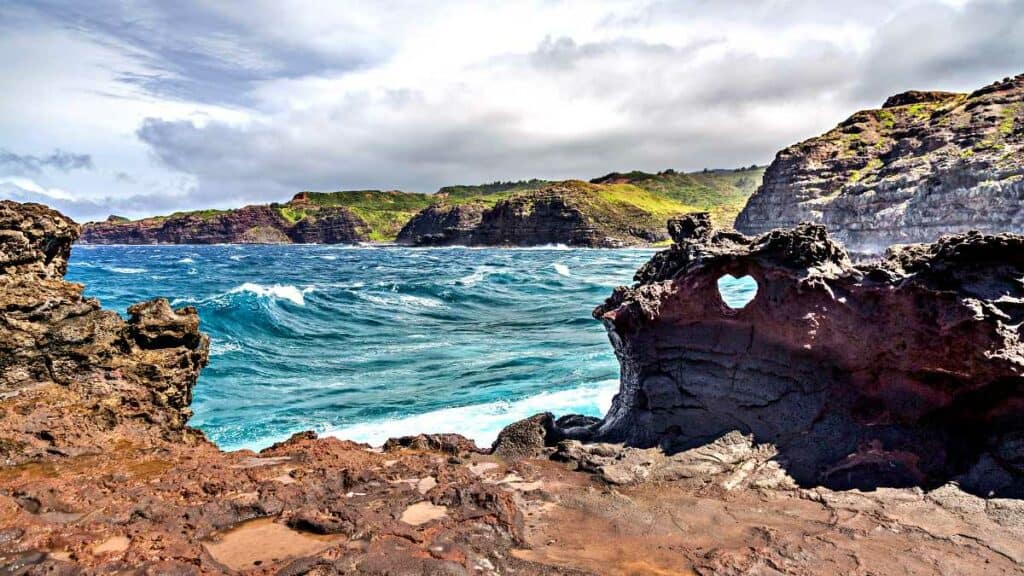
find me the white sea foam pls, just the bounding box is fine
[457,265,500,286]
[229,254,247,261]
[210,339,243,356]
[229,282,313,306]
[177,257,195,264]
[107,266,146,274]
[360,293,443,309]
[323,379,618,447]
[321,255,338,261]
[409,243,574,251]
[552,263,571,277]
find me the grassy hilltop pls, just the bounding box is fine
[83,166,765,244]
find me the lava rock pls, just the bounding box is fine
[593,216,1024,496]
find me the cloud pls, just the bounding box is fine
[1,0,1022,221]
[0,176,207,223]
[8,0,385,106]
[854,0,1024,99]
[0,149,93,175]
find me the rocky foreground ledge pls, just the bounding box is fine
[1,200,1022,574]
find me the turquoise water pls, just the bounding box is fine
[67,245,756,451]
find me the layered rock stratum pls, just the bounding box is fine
[80,167,763,247]
[736,74,1024,253]
[397,170,765,247]
[80,201,371,245]
[2,201,1022,574]
[396,182,666,247]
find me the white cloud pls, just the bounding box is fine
[1,0,1022,221]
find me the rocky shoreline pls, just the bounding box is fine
[78,168,764,248]
[2,200,1022,574]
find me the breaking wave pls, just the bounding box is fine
[325,379,617,448]
[66,244,690,451]
[228,282,312,306]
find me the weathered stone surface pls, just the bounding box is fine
[0,202,210,463]
[490,413,601,461]
[397,182,669,247]
[382,433,482,456]
[736,74,1024,253]
[79,204,370,244]
[3,201,1023,574]
[554,431,795,490]
[0,201,78,280]
[593,213,1024,496]
[491,413,556,461]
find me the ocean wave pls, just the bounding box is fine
[359,292,443,309]
[106,266,146,274]
[552,263,571,277]
[323,379,617,447]
[409,244,574,251]
[457,265,502,286]
[177,257,195,264]
[210,339,243,356]
[228,282,314,306]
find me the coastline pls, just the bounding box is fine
[2,201,1022,574]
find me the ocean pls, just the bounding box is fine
[67,244,756,451]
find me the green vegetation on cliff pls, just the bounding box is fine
[83,166,765,244]
[436,180,551,205]
[284,191,433,241]
[590,166,766,226]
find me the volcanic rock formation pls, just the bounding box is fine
[592,212,1024,496]
[0,201,210,463]
[736,74,1024,253]
[397,182,668,247]
[2,200,1023,574]
[80,204,370,244]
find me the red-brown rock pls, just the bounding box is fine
[593,213,1024,495]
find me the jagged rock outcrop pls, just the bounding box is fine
[592,213,1024,496]
[736,74,1024,253]
[394,203,486,246]
[0,201,534,573]
[80,204,370,244]
[0,201,210,463]
[397,182,668,247]
[2,200,1022,574]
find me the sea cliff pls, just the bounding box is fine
[736,74,1024,253]
[80,168,763,247]
[396,181,670,247]
[1,201,1022,574]
[80,201,370,245]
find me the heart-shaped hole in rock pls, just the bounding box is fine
[717,274,758,309]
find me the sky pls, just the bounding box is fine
[1,0,1022,222]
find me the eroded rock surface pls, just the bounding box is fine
[80,204,370,245]
[593,212,1024,496]
[0,201,209,463]
[397,182,669,247]
[2,200,1022,574]
[736,74,1024,253]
